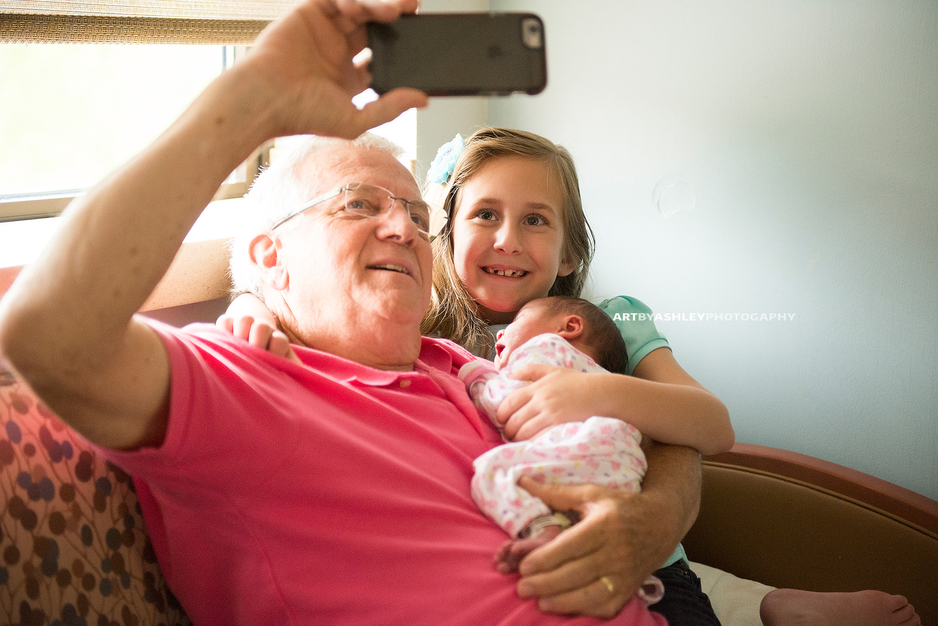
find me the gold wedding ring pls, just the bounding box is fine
[599,576,615,594]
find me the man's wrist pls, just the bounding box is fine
[640,442,702,544]
[186,63,282,170]
[630,488,684,569]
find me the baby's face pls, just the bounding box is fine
[494,302,556,368]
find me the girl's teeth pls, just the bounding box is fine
[486,268,526,277]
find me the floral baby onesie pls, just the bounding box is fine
[458,333,664,605]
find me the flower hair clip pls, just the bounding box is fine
[427,134,465,184]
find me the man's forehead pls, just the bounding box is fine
[301,145,420,198]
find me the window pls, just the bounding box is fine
[0,43,243,220]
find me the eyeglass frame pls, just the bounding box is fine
[269,182,433,239]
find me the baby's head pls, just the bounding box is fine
[495,296,628,374]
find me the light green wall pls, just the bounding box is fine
[418,1,938,499]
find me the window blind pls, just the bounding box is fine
[0,1,301,43]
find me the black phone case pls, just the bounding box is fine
[367,13,547,97]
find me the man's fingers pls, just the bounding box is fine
[535,579,627,619]
[518,553,631,618]
[325,0,419,55]
[517,477,592,516]
[518,538,605,596]
[329,0,418,24]
[354,88,427,133]
[518,550,638,619]
[517,518,605,583]
[309,0,416,27]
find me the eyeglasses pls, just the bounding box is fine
[271,182,432,238]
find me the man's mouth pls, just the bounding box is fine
[483,267,528,278]
[369,264,410,275]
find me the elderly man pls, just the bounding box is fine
[0,1,698,623]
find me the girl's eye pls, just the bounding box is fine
[524,214,548,226]
[474,209,497,221]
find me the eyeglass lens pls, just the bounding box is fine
[344,183,431,235]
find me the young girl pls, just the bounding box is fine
[220,128,919,626]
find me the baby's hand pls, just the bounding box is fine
[215,315,300,364]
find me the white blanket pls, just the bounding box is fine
[689,562,776,626]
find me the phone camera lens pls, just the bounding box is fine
[521,18,543,49]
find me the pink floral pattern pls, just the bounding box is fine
[464,334,647,538]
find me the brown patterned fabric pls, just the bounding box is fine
[0,369,191,626]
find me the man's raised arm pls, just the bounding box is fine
[0,0,426,450]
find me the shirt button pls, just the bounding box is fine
[399,380,411,388]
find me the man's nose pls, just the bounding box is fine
[375,199,419,242]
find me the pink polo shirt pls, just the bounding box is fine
[101,321,664,626]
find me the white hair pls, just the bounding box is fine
[228,133,406,298]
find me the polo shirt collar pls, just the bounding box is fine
[292,337,454,386]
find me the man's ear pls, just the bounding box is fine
[249,233,288,291]
[555,314,584,341]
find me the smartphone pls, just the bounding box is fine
[366,13,547,97]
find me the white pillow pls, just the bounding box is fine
[690,561,776,626]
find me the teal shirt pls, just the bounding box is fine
[595,295,671,376]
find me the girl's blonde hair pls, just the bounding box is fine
[422,128,594,355]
